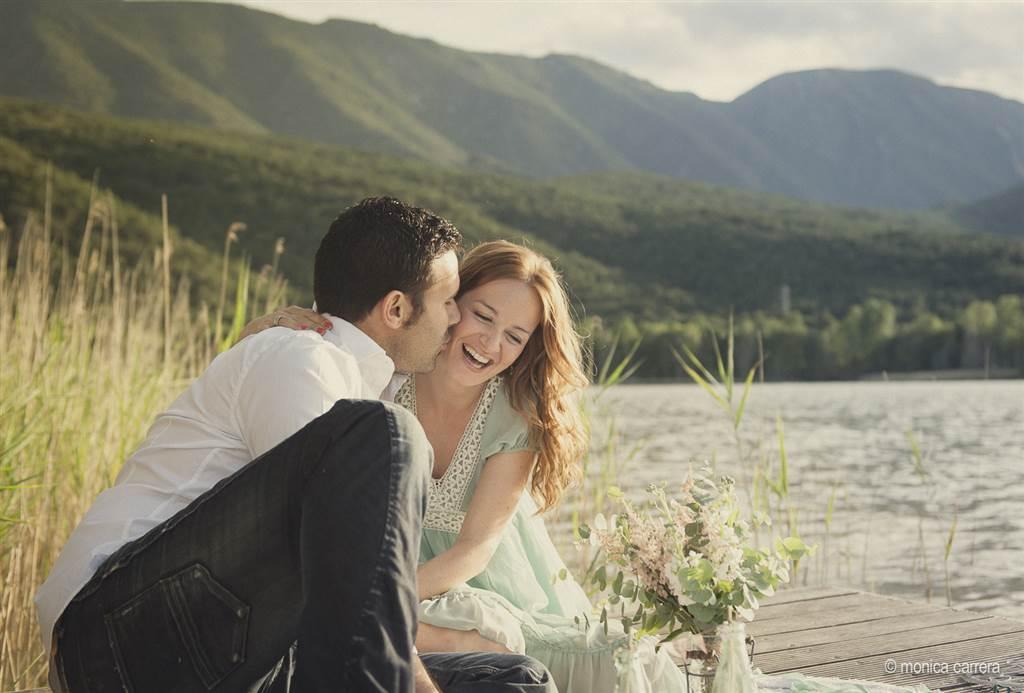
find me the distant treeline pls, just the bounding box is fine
[3,98,1023,324]
[586,296,1024,381]
[2,99,1022,383]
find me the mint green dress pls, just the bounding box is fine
[396,376,686,693]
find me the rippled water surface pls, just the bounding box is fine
[575,381,1024,619]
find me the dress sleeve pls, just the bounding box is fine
[481,385,538,460]
[490,425,534,457]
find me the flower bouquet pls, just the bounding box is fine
[579,465,812,691]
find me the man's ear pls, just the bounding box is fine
[379,290,413,330]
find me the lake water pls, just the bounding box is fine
[571,381,1024,619]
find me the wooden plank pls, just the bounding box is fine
[758,585,858,607]
[757,591,903,620]
[752,593,938,634]
[752,608,988,654]
[776,631,1024,689]
[755,615,1024,673]
[749,600,938,636]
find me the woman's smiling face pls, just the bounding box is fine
[444,278,543,386]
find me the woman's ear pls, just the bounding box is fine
[380,290,414,329]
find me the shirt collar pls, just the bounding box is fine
[322,315,396,399]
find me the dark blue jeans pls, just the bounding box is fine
[53,400,554,692]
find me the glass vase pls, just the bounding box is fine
[679,623,756,693]
[613,635,654,693]
[710,621,756,693]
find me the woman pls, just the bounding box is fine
[244,241,684,692]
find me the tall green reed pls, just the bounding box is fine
[0,179,286,689]
[564,335,645,575]
[673,320,813,580]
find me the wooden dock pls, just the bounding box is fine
[8,586,1023,693]
[752,586,1024,691]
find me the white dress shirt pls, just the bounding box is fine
[35,316,401,657]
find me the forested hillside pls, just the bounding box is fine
[2,99,1021,378]
[2,0,1021,209]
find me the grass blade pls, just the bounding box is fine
[733,363,758,430]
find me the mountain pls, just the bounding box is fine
[1,0,1021,211]
[3,98,1021,324]
[731,70,1024,209]
[950,182,1024,238]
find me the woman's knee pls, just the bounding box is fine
[417,623,513,654]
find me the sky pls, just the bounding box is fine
[223,0,1024,104]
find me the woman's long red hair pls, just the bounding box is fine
[458,241,589,512]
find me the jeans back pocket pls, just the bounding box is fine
[105,562,250,692]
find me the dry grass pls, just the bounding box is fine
[0,181,283,689]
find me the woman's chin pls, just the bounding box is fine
[451,359,492,386]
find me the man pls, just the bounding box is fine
[36,197,554,692]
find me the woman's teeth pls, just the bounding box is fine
[463,344,491,369]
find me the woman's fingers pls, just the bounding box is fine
[278,305,330,333]
[235,307,329,345]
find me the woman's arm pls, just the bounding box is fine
[416,450,535,600]
[235,306,331,344]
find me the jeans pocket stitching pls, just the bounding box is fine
[170,563,251,690]
[167,577,220,688]
[103,580,172,693]
[103,563,250,693]
[188,564,251,661]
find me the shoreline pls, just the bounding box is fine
[611,368,1023,385]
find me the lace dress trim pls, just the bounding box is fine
[395,376,502,534]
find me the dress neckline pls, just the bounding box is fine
[404,375,501,483]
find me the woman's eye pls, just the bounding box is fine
[475,312,492,323]
[508,334,522,345]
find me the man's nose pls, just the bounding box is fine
[448,302,461,326]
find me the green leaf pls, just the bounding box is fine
[733,363,758,430]
[0,426,36,465]
[776,415,789,497]
[824,485,837,531]
[944,511,958,561]
[725,314,736,399]
[662,627,687,643]
[673,349,729,411]
[711,328,727,387]
[676,345,722,388]
[219,259,251,352]
[776,535,814,561]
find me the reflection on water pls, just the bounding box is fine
[573,381,1024,619]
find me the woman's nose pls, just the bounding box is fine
[480,328,498,351]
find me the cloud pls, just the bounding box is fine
[228,0,1024,103]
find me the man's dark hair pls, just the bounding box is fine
[314,197,462,322]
